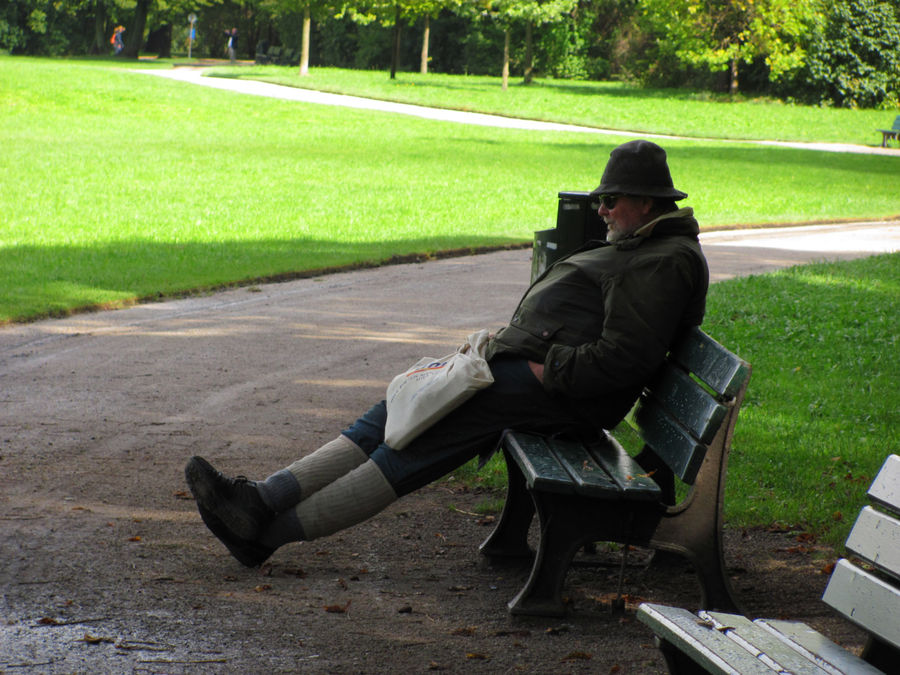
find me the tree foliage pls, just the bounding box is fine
[3,0,898,109]
[789,0,900,108]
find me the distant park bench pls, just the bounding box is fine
[255,45,300,67]
[637,453,900,674]
[877,115,900,147]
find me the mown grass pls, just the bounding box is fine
[221,65,899,146]
[3,57,898,323]
[458,253,900,549]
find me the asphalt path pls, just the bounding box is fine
[141,67,900,157]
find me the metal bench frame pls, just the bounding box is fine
[480,327,751,616]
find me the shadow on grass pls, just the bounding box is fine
[2,235,529,325]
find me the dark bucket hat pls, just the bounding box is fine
[591,140,688,200]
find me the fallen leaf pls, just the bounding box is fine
[38,617,61,625]
[465,652,489,660]
[820,562,836,575]
[397,605,412,614]
[451,626,477,636]
[253,584,272,593]
[81,634,114,645]
[324,601,351,613]
[832,511,843,522]
[128,536,142,542]
[562,651,592,661]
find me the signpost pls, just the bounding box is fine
[188,13,197,59]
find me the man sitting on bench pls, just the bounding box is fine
[184,140,710,570]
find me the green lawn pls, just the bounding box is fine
[2,57,898,324]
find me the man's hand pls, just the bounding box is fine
[528,360,545,383]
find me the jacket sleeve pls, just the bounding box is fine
[541,253,699,399]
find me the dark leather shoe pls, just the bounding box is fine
[185,456,275,541]
[195,503,274,568]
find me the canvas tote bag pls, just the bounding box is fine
[384,329,494,450]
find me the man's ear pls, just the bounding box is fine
[639,197,655,215]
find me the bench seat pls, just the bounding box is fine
[638,454,900,674]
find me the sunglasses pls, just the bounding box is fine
[597,194,626,209]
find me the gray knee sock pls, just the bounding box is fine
[257,435,367,513]
[258,459,396,547]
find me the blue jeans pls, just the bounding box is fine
[342,357,589,497]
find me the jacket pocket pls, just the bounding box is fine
[509,307,566,342]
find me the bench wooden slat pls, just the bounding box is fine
[648,364,727,443]
[756,619,884,675]
[868,454,900,513]
[545,434,622,498]
[587,434,661,500]
[845,505,900,580]
[670,327,750,399]
[628,396,707,483]
[503,433,576,495]
[637,604,776,674]
[822,558,900,649]
[701,611,831,674]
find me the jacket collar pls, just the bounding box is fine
[614,207,697,249]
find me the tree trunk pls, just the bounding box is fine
[91,0,107,55]
[123,0,150,59]
[299,6,311,76]
[729,57,739,94]
[502,28,509,91]
[390,5,401,80]
[523,21,533,84]
[420,14,430,75]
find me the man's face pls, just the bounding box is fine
[597,195,652,242]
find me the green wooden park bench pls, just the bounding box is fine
[637,453,900,674]
[877,115,900,148]
[480,326,751,616]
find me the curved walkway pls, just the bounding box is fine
[140,67,900,157]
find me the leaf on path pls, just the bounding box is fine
[253,584,272,593]
[81,634,114,645]
[561,651,592,661]
[324,600,351,613]
[465,652,489,660]
[451,626,477,636]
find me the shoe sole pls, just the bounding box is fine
[185,456,263,541]
[195,503,273,568]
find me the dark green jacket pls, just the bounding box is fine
[486,208,708,428]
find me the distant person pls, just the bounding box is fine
[185,140,710,570]
[111,26,125,56]
[225,27,238,64]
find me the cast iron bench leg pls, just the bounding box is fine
[508,492,585,616]
[479,449,535,559]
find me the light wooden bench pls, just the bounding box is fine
[637,453,900,673]
[877,115,900,148]
[480,327,751,616]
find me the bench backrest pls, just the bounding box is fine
[893,115,900,131]
[626,326,751,485]
[822,454,900,661]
